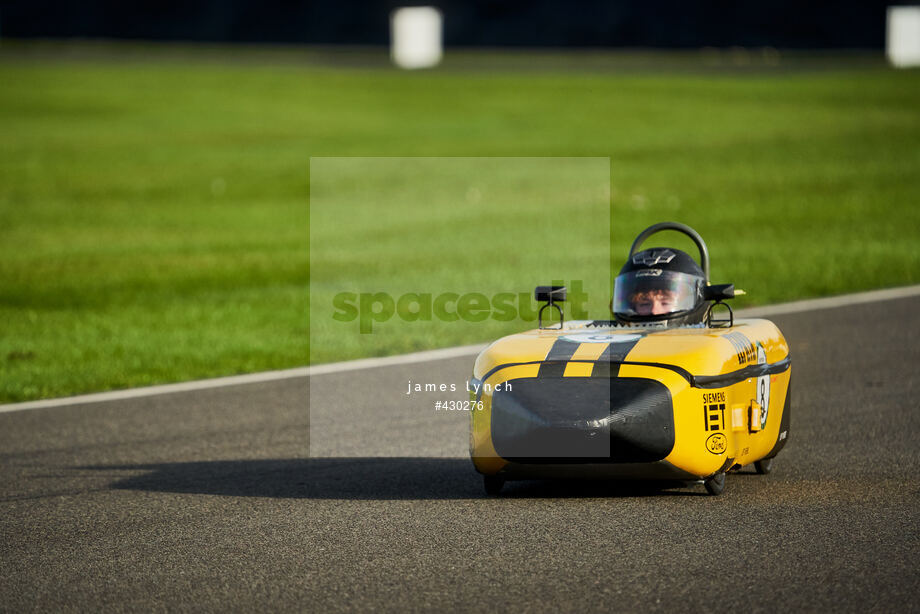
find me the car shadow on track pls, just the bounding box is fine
[83,458,706,500]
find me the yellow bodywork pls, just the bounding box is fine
[470,319,791,480]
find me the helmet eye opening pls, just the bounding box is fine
[613,252,706,325]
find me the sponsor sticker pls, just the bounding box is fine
[724,331,757,365]
[706,433,727,455]
[703,391,726,432]
[560,332,643,344]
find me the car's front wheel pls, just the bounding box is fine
[754,457,774,475]
[704,472,726,496]
[484,475,505,496]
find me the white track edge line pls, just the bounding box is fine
[0,343,489,413]
[734,284,920,317]
[2,284,919,413]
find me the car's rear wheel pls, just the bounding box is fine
[484,475,505,496]
[754,457,774,475]
[704,472,726,496]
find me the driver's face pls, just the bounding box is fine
[632,290,678,315]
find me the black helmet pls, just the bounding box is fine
[613,223,710,326]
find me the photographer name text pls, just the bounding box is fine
[407,380,511,395]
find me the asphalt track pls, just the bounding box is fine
[2,296,918,612]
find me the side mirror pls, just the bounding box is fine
[534,286,567,302]
[704,283,744,328]
[534,285,566,329]
[703,283,736,301]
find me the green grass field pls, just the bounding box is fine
[1,42,918,402]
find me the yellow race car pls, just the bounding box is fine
[470,222,791,496]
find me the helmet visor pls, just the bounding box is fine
[613,270,703,318]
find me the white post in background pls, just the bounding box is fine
[887,6,920,67]
[391,7,443,69]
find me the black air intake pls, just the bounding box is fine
[491,377,674,463]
